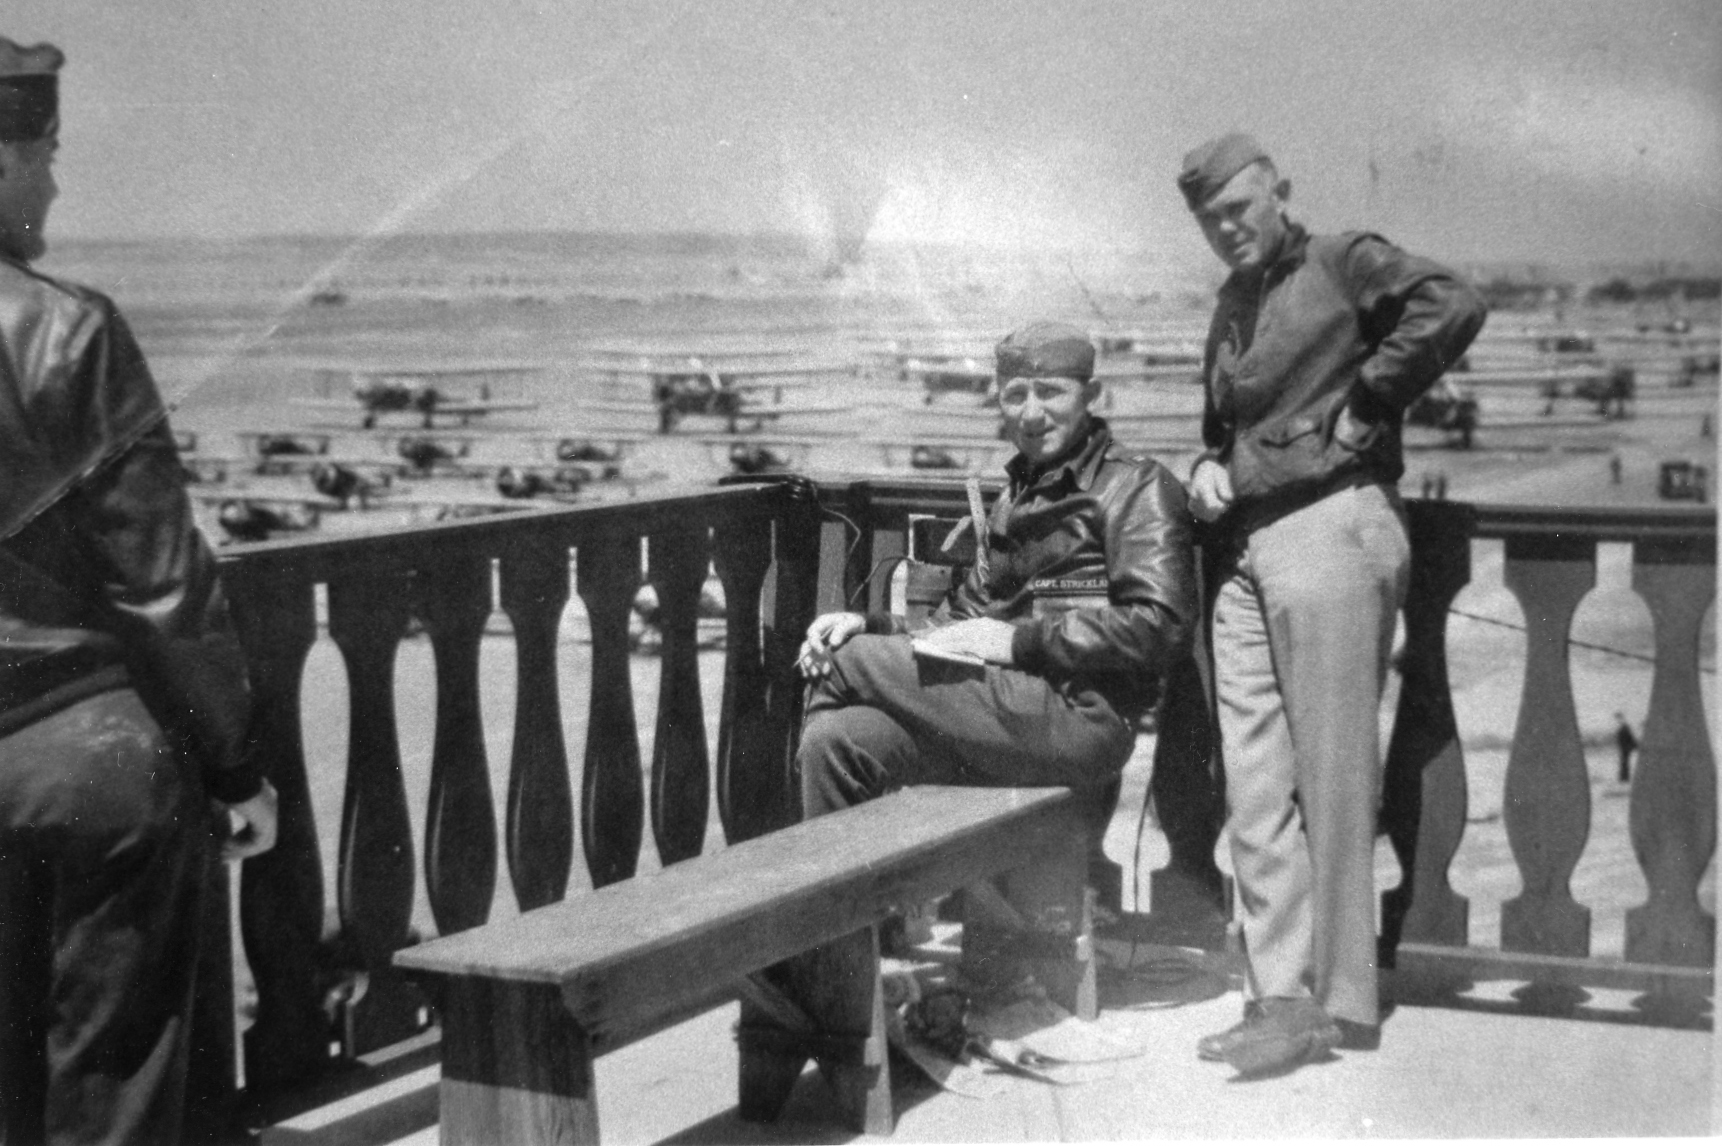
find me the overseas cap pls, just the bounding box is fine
[995,320,1095,382]
[1178,132,1270,210]
[0,38,61,143]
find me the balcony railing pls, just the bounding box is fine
[152,478,1721,1124]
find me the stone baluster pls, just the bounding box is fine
[576,535,644,887]
[763,484,823,816]
[326,570,421,1052]
[1380,501,1475,954]
[647,529,712,866]
[712,519,777,843]
[1500,535,1595,957]
[417,555,498,935]
[499,538,574,910]
[1625,536,1717,967]
[225,566,326,1093]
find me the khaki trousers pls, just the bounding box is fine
[1212,483,1409,1027]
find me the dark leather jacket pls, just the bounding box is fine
[1201,225,1486,529]
[0,255,259,802]
[907,418,1196,721]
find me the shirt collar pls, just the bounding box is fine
[1006,416,1112,494]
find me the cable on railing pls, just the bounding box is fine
[1448,606,1718,675]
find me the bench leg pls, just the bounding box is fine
[738,925,892,1135]
[436,977,599,1146]
[963,809,1097,1020]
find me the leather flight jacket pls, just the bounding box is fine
[1199,225,1487,533]
[908,418,1197,722]
[0,256,259,802]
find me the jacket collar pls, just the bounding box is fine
[1007,416,1113,495]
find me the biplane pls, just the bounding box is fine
[289,359,545,428]
[863,434,1010,472]
[687,430,851,475]
[589,357,853,433]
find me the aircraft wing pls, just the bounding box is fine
[590,361,845,388]
[289,357,552,377]
[425,399,540,415]
[1455,367,1613,389]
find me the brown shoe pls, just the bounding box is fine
[1220,998,1341,1077]
[1196,1000,1262,1061]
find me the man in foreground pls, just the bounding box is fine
[1178,133,1485,1073]
[796,320,1195,875]
[0,37,278,1143]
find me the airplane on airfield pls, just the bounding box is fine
[588,356,854,433]
[289,359,545,428]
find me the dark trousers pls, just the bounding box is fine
[0,688,210,1146]
[797,634,1135,840]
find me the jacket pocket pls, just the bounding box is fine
[1234,412,1328,498]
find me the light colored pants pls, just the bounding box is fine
[1213,483,1409,1027]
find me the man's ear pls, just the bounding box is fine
[1081,378,1103,407]
[1274,176,1293,205]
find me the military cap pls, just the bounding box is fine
[0,38,61,143]
[1177,132,1270,210]
[995,320,1095,382]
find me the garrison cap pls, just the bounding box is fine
[1178,132,1270,210]
[0,38,61,143]
[995,321,1095,383]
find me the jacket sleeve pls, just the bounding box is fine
[65,305,260,804]
[1345,234,1488,415]
[1010,464,1196,681]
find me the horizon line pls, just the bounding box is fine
[40,228,1722,279]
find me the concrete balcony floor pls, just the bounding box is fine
[264,937,1714,1145]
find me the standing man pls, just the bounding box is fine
[1178,134,1485,1073]
[797,321,1195,866]
[0,38,278,1144]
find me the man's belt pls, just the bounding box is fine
[1223,469,1380,538]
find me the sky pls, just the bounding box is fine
[7,0,1721,271]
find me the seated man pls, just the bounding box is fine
[796,321,1197,869]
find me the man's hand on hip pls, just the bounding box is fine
[1189,458,1234,523]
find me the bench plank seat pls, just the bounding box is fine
[396,784,1094,1143]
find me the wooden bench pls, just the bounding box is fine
[395,784,1095,1144]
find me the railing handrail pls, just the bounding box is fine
[1471,502,1716,542]
[211,481,789,579]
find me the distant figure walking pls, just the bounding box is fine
[1609,453,1623,485]
[1615,713,1639,783]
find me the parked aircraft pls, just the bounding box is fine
[290,360,544,428]
[591,357,851,432]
